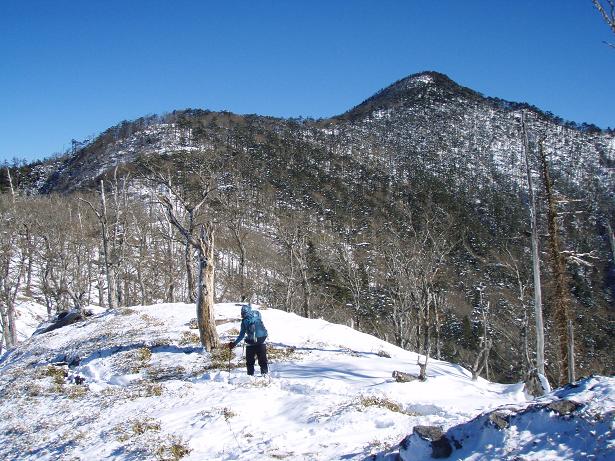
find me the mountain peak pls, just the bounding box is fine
[393,70,453,88]
[337,71,477,120]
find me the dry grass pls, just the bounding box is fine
[155,436,192,461]
[65,384,88,399]
[205,347,238,371]
[146,365,187,382]
[114,417,161,442]
[358,396,408,414]
[197,406,237,422]
[130,347,152,374]
[178,331,200,346]
[267,345,300,362]
[221,407,236,421]
[37,365,67,385]
[138,382,163,398]
[140,313,164,326]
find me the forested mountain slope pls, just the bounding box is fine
[2,71,614,385]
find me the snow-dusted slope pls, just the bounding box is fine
[0,303,612,460]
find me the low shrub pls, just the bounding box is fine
[358,395,406,414]
[155,436,192,461]
[178,331,200,346]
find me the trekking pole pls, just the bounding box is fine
[228,347,232,376]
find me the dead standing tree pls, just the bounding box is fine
[0,170,26,351]
[157,178,220,351]
[538,142,576,385]
[80,172,128,310]
[469,284,492,381]
[382,202,454,380]
[334,234,370,330]
[220,174,253,303]
[273,211,314,318]
[0,198,25,351]
[521,112,548,389]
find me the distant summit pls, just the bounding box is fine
[337,71,483,121]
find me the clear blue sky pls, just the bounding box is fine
[1,1,614,163]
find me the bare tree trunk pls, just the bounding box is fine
[417,288,432,381]
[0,308,9,352]
[521,309,532,372]
[23,224,33,296]
[159,192,220,351]
[300,265,311,319]
[185,242,196,303]
[100,182,118,309]
[434,292,443,361]
[2,258,24,348]
[279,224,298,313]
[521,112,546,378]
[567,319,576,379]
[6,167,15,202]
[539,142,574,385]
[292,234,312,319]
[97,258,106,308]
[166,219,175,303]
[196,225,219,350]
[231,226,248,302]
[284,244,295,313]
[483,301,490,380]
[471,338,492,381]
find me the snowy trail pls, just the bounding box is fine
[0,302,612,461]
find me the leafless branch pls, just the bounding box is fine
[593,0,615,47]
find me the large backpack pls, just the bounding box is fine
[245,310,266,344]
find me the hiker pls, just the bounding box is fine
[228,304,269,376]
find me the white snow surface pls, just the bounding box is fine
[0,302,613,460]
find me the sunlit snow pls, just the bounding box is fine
[0,302,613,460]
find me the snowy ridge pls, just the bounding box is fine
[1,302,612,460]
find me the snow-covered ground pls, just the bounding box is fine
[0,302,613,460]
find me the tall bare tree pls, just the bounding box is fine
[469,285,492,381]
[159,192,219,351]
[539,142,575,384]
[221,174,253,302]
[146,159,221,351]
[0,190,25,351]
[521,112,547,385]
[80,173,129,310]
[334,234,369,330]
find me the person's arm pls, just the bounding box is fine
[231,320,246,347]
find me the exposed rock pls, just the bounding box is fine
[33,310,85,335]
[547,399,581,415]
[410,425,453,458]
[431,436,453,459]
[414,425,444,441]
[488,411,509,429]
[392,370,419,383]
[524,369,551,397]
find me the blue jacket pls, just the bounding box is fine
[232,305,268,346]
